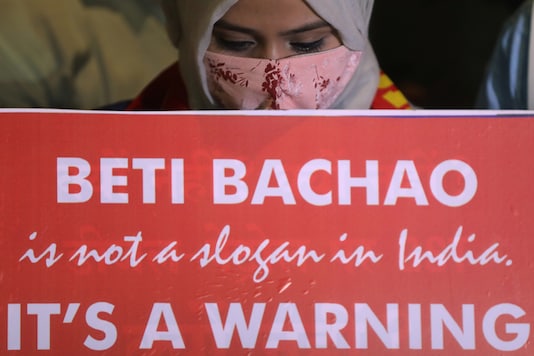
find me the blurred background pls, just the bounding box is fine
[0,0,176,110]
[0,0,528,109]
[370,0,526,108]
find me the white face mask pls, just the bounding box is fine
[203,46,362,109]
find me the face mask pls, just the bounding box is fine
[203,46,362,110]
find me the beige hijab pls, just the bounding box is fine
[161,0,379,109]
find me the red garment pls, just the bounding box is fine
[127,62,410,110]
[127,63,189,110]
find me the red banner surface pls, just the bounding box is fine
[1,110,533,355]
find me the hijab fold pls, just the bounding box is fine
[161,0,379,109]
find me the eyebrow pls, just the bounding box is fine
[213,19,332,37]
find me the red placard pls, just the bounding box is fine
[1,110,533,355]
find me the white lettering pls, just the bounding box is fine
[57,157,185,204]
[206,303,265,348]
[266,303,311,349]
[338,160,379,205]
[252,159,296,204]
[7,304,21,350]
[84,302,117,351]
[57,157,93,203]
[213,159,248,204]
[399,226,512,270]
[171,159,185,204]
[483,303,530,351]
[315,303,350,349]
[355,303,399,349]
[19,232,63,267]
[69,233,147,267]
[191,225,324,283]
[140,303,185,349]
[27,303,61,350]
[132,158,165,203]
[384,160,429,205]
[100,158,128,203]
[298,159,332,206]
[430,304,475,350]
[430,159,478,207]
[408,304,423,349]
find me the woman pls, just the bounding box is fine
[127,0,410,110]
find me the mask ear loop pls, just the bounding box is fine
[528,0,534,109]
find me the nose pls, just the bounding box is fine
[255,42,292,60]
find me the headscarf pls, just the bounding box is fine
[160,0,379,109]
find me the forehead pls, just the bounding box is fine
[219,0,328,32]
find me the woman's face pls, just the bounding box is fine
[207,0,342,59]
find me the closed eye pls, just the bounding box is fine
[290,38,325,54]
[214,36,256,52]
